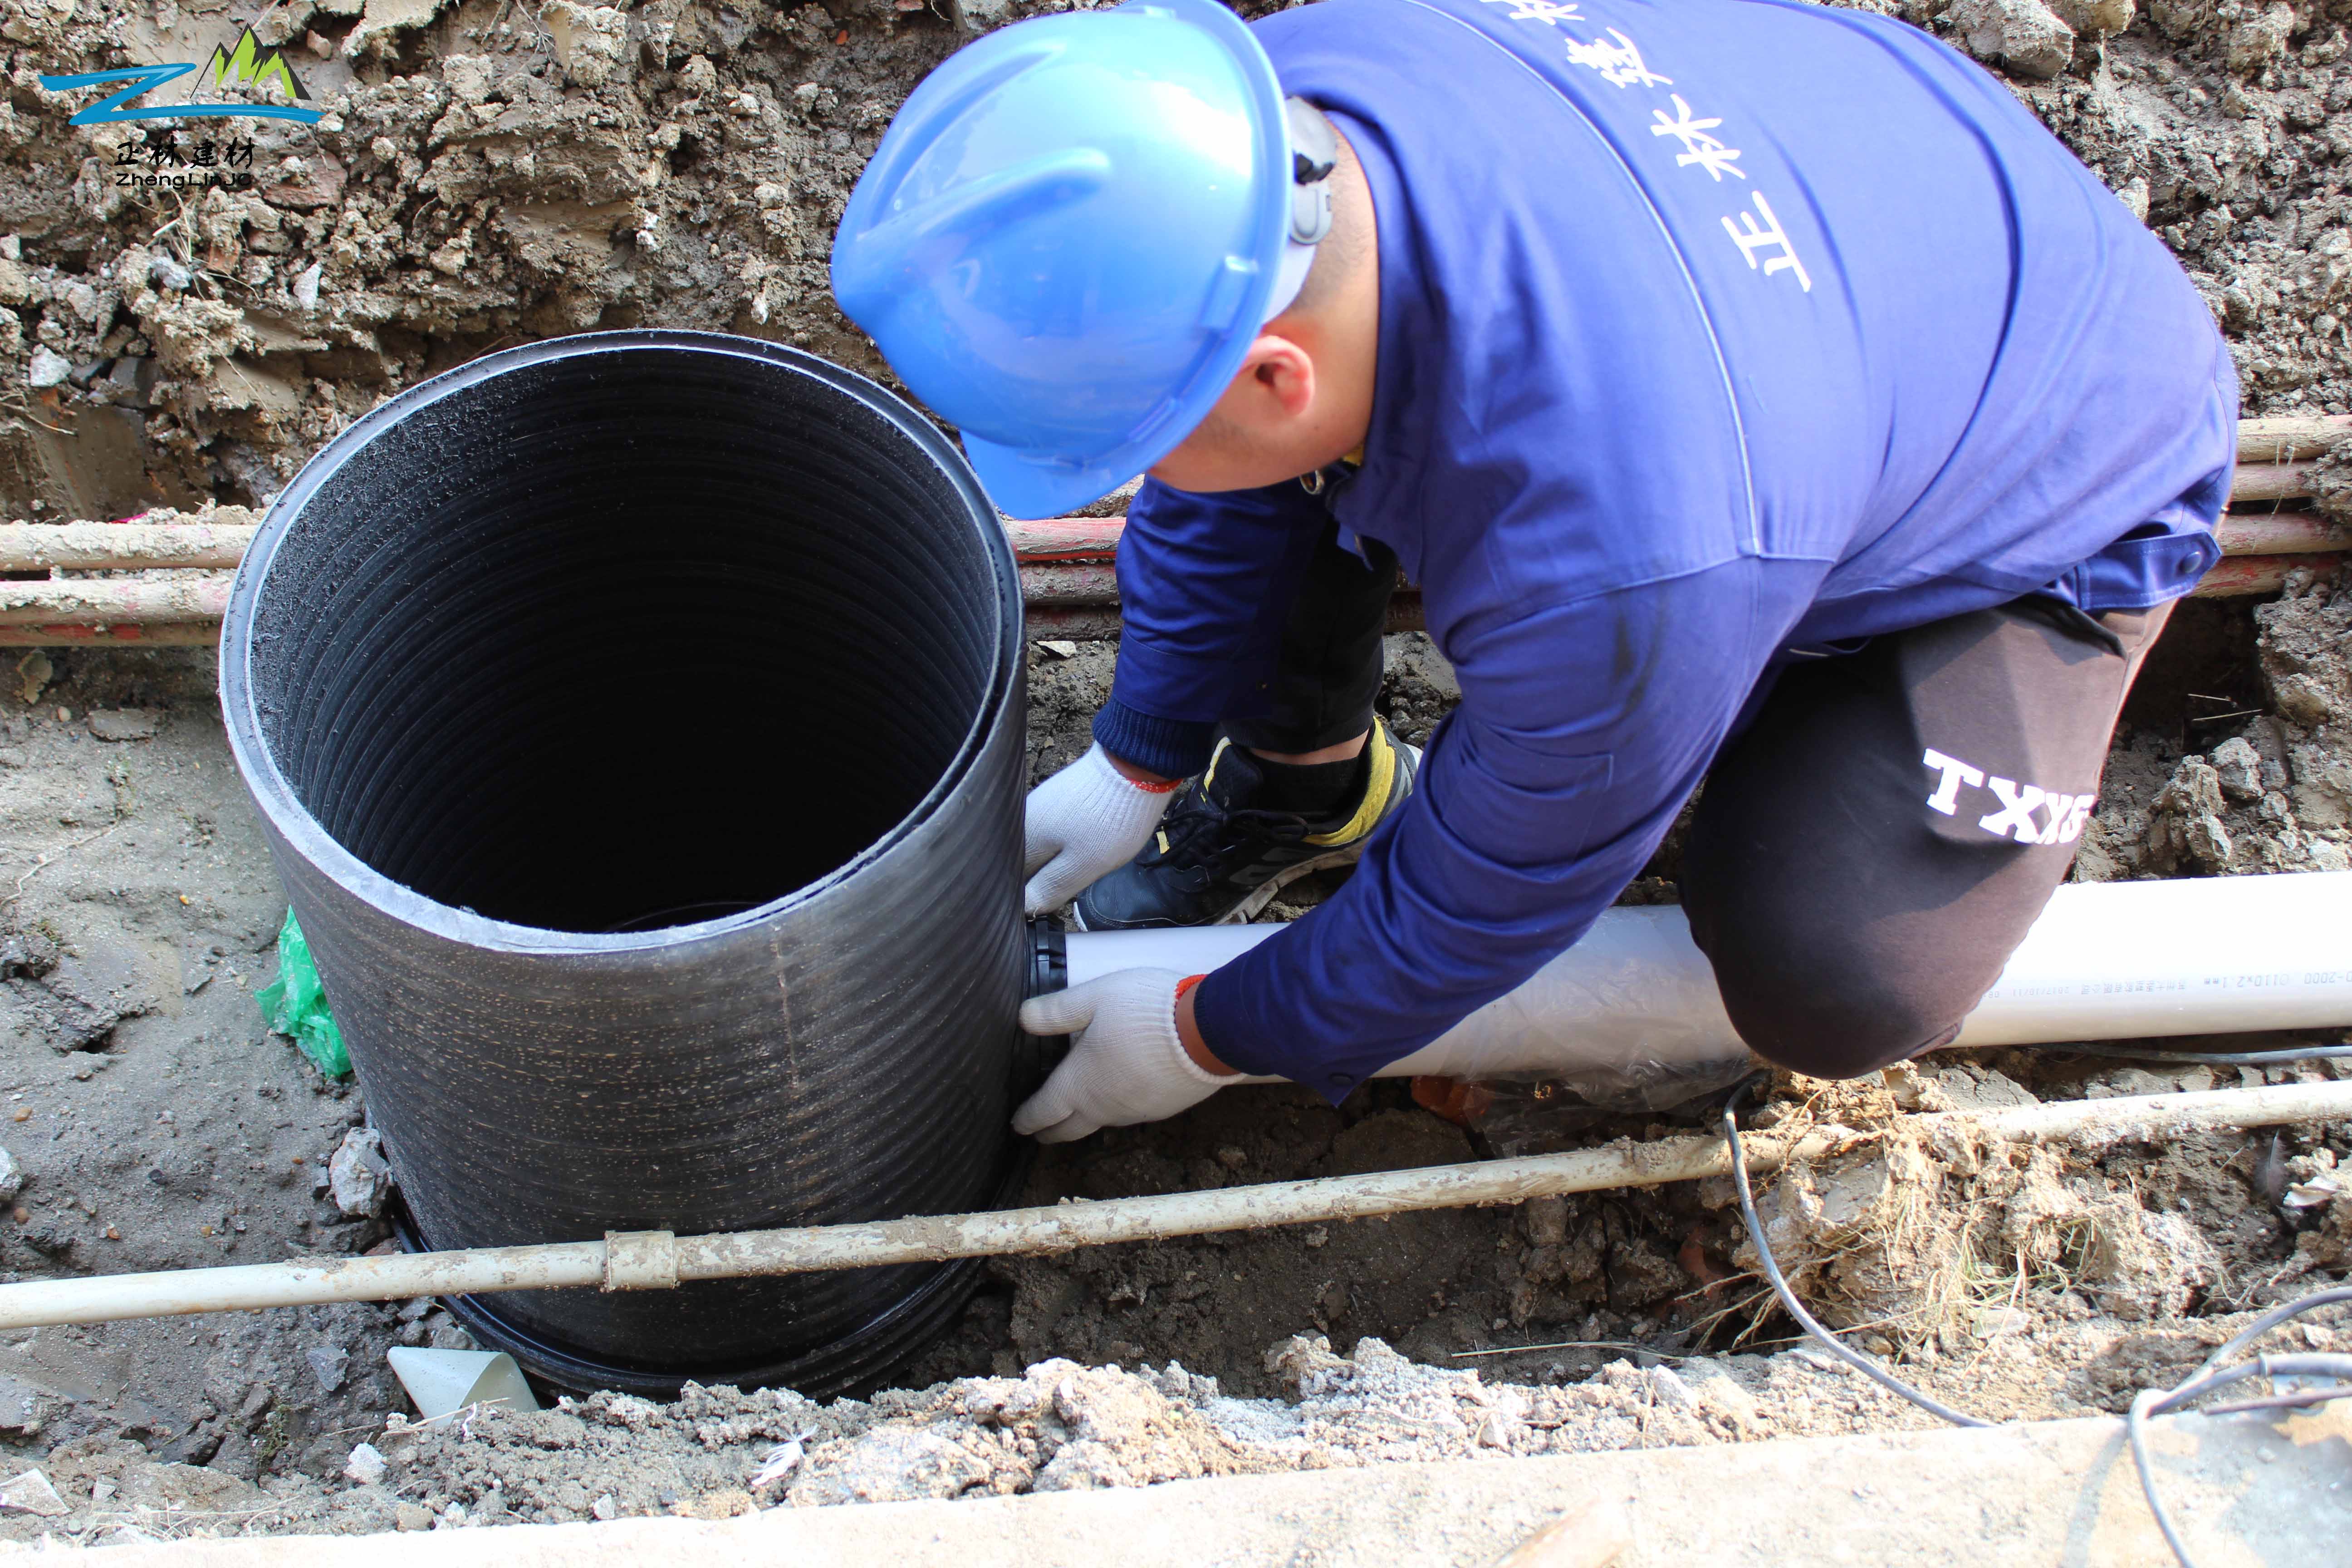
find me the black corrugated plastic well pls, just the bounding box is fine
[219,331,1029,1395]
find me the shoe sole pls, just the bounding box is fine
[1069,846,1356,933]
[1213,844,1367,925]
[1213,742,1422,926]
[1072,745,1423,934]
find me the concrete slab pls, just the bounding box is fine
[31,1405,2352,1567]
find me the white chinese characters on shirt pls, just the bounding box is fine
[1649,95,1744,182]
[1721,191,1811,291]
[1563,27,1671,89]
[1479,0,1588,24]
[1475,0,1811,293]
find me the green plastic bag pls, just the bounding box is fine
[255,909,351,1078]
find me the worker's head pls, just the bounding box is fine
[832,0,1371,519]
[1139,136,1374,497]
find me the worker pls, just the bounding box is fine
[831,0,2234,1142]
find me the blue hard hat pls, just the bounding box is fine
[832,0,1295,520]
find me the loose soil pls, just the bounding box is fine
[0,0,2349,1546]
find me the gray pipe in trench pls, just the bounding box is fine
[0,1082,2341,1333]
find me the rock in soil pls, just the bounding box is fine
[328,1128,393,1220]
[0,1468,66,1517]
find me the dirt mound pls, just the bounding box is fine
[7,0,2352,517]
[0,1328,2091,1537]
[2,0,958,518]
[2113,576,2352,876]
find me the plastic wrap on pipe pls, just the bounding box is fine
[1064,872,2352,1079]
[1064,909,1737,1083]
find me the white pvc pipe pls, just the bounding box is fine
[1065,871,2352,1079]
[1949,871,2352,1046]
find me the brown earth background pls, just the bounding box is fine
[0,0,2349,1544]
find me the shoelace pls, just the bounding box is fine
[1139,786,1312,871]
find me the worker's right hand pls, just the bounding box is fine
[1022,743,1176,915]
[1014,967,1226,1142]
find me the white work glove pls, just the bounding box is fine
[1022,743,1176,915]
[1014,967,1228,1143]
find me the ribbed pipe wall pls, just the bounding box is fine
[219,332,1029,1395]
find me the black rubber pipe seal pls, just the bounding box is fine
[1025,916,1068,1002]
[220,331,1028,1395]
[1020,916,1072,1089]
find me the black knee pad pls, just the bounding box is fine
[1705,938,1968,1080]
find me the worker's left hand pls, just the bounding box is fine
[1014,967,1228,1142]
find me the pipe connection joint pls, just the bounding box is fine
[601,1230,681,1293]
[1025,917,1068,1002]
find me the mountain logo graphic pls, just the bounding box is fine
[200,27,309,102]
[39,25,323,126]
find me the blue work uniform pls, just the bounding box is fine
[1090,0,2237,1095]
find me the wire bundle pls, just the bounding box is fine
[1720,1080,2350,1568]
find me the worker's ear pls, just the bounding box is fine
[1235,332,1317,421]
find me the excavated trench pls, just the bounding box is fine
[0,0,2349,1545]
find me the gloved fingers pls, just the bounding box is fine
[1010,1066,1081,1137]
[1018,745,1172,914]
[1022,820,1060,880]
[1019,746,1091,879]
[1029,1109,1103,1145]
[1012,968,1197,1143]
[1021,852,1090,918]
[1020,864,1062,918]
[1018,978,1101,1037]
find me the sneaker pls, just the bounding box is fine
[1072,720,1421,930]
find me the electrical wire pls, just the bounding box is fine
[1720,1081,1990,1428]
[2186,1285,2352,1380]
[2127,1348,2352,1568]
[2200,1390,2352,1417]
[1718,1081,2352,1568]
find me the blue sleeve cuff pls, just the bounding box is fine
[1193,963,1365,1106]
[1093,699,1218,783]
